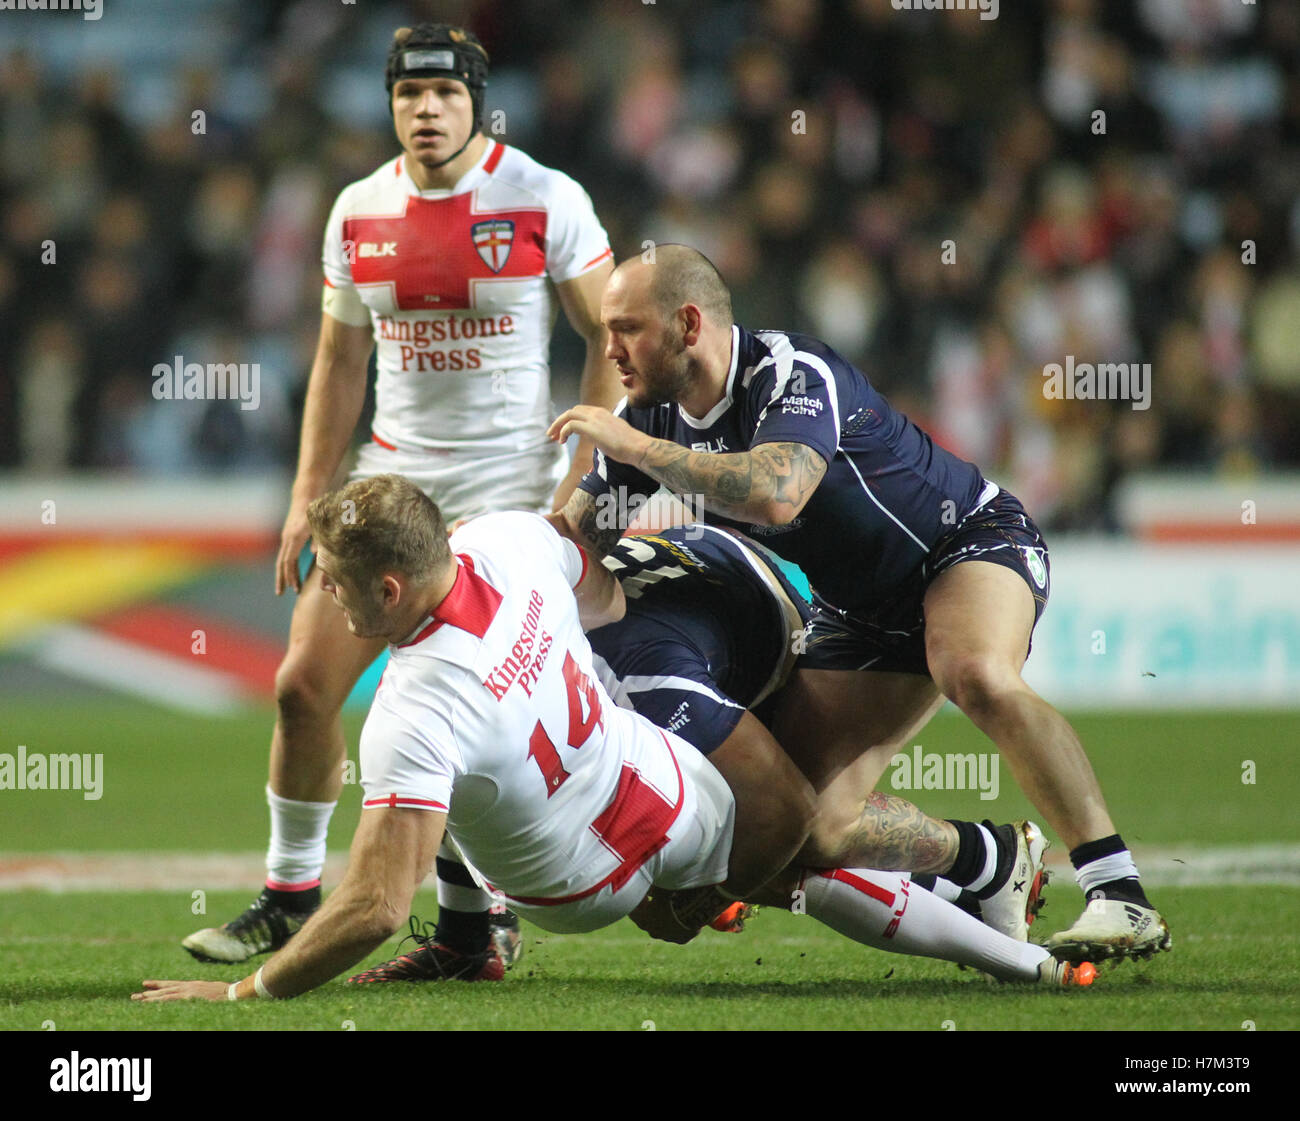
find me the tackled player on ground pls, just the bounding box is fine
[135,476,1094,1004]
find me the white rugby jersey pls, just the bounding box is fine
[359,512,689,905]
[322,141,612,454]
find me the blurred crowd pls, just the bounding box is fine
[2,0,1298,530]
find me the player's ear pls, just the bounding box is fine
[381,573,403,607]
[680,303,704,346]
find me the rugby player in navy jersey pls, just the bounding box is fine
[548,245,1170,964]
[590,525,816,906]
[585,524,1048,944]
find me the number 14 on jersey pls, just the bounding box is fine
[526,651,604,797]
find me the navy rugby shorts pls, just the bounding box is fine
[800,487,1050,676]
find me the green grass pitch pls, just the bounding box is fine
[2,702,1298,1030]
[1,887,1297,1031]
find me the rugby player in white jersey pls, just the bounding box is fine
[182,23,620,974]
[136,476,1094,1004]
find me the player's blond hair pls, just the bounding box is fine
[307,474,451,590]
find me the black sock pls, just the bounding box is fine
[944,819,995,890]
[264,885,319,913]
[1069,835,1150,907]
[1091,879,1150,906]
[1068,834,1126,868]
[433,857,489,954]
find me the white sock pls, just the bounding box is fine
[964,823,1000,894]
[265,785,335,889]
[927,875,963,903]
[436,839,492,912]
[1075,850,1140,897]
[802,868,1050,981]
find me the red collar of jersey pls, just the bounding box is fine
[395,139,506,196]
[396,555,503,647]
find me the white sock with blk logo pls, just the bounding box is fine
[801,867,1049,981]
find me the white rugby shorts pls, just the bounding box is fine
[498,736,736,935]
[349,436,567,525]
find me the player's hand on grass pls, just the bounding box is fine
[548,406,650,466]
[132,979,236,1003]
[276,502,314,595]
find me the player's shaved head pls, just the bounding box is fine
[617,245,732,328]
[307,474,452,590]
[603,245,737,412]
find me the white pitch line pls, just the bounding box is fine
[1042,844,1300,888]
[1,845,1297,892]
[0,852,348,892]
[25,623,252,715]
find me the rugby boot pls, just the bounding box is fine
[1049,897,1172,963]
[348,916,505,983]
[182,887,318,964]
[977,820,1049,941]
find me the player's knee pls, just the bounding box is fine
[367,898,408,942]
[933,651,1018,719]
[797,807,857,868]
[274,658,340,727]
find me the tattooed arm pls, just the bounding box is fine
[835,791,959,875]
[546,488,624,558]
[548,405,827,525]
[636,440,827,526]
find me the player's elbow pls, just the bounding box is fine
[360,896,408,942]
[339,875,411,942]
[603,580,626,627]
[545,509,578,543]
[754,498,801,527]
[580,577,625,631]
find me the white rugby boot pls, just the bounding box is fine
[1049,895,1172,963]
[978,820,1049,941]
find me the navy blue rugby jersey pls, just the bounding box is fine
[577,325,987,612]
[587,524,811,711]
